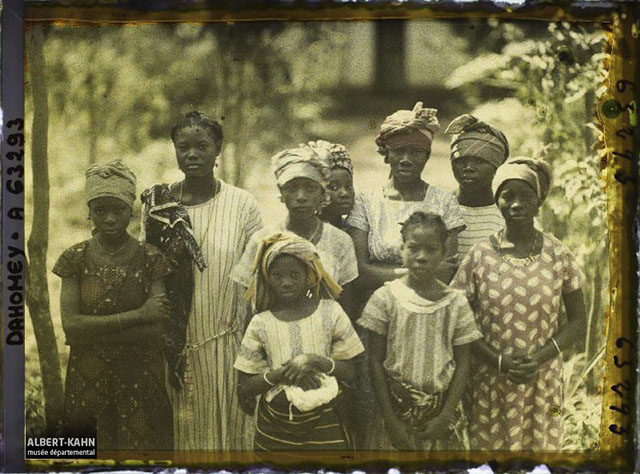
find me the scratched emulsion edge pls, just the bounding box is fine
[18,1,638,472]
[2,0,27,473]
[597,8,638,466]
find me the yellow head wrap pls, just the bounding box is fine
[246,232,342,313]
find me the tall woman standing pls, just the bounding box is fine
[141,111,263,450]
[451,158,586,450]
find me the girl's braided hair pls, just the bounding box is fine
[171,111,223,148]
[400,211,448,247]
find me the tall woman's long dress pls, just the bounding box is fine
[143,181,263,450]
[451,232,582,450]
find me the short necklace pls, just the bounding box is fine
[500,231,542,267]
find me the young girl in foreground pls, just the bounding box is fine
[358,212,482,450]
[234,232,364,450]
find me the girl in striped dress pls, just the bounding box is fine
[234,232,364,451]
[141,111,263,450]
[444,115,510,264]
[358,212,482,450]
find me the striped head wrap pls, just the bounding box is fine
[272,147,331,187]
[376,102,440,154]
[445,114,509,169]
[246,232,342,313]
[306,140,353,176]
[492,157,553,204]
[85,160,136,209]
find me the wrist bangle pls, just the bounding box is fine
[263,371,275,386]
[498,353,503,374]
[325,357,336,375]
[550,337,562,356]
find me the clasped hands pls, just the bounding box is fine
[268,354,332,391]
[501,351,542,384]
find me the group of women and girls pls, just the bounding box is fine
[54,102,586,454]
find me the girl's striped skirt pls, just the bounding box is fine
[254,391,352,451]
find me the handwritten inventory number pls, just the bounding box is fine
[611,79,637,184]
[608,337,634,436]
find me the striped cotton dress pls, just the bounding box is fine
[457,204,505,264]
[169,181,263,451]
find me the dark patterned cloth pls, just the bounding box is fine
[140,184,206,388]
[385,375,469,450]
[53,239,172,450]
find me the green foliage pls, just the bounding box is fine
[449,22,608,364]
[562,351,604,451]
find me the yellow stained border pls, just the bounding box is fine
[22,2,638,472]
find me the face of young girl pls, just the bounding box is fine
[451,156,497,193]
[496,180,539,223]
[387,146,430,184]
[325,168,355,217]
[173,125,221,178]
[279,178,325,218]
[401,227,445,279]
[268,255,310,303]
[89,197,131,238]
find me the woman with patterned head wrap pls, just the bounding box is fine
[306,139,356,230]
[445,114,510,264]
[231,146,359,309]
[141,111,264,451]
[346,102,465,294]
[451,157,586,451]
[234,232,364,451]
[53,160,173,450]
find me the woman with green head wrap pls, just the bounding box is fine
[53,160,173,450]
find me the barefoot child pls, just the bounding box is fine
[358,212,482,450]
[445,114,510,264]
[234,232,364,450]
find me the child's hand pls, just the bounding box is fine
[296,372,323,390]
[385,415,416,450]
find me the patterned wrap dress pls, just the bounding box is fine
[451,232,583,450]
[53,239,172,450]
[234,299,364,450]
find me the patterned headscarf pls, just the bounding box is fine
[445,114,510,168]
[306,140,353,176]
[246,232,342,313]
[376,102,440,154]
[272,147,331,187]
[492,157,553,204]
[85,160,136,209]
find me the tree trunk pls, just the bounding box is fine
[26,26,65,435]
[374,20,406,91]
